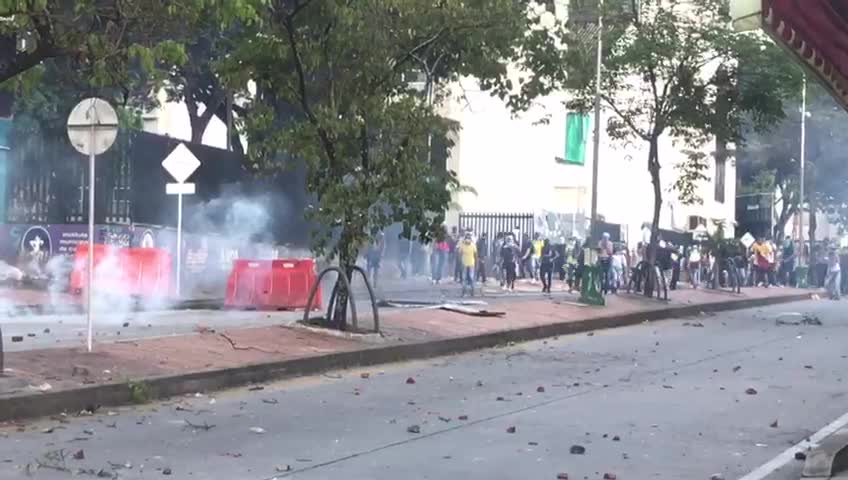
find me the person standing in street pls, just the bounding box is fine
[540,238,558,293]
[825,247,842,300]
[458,232,478,297]
[780,235,796,287]
[597,232,614,294]
[688,245,702,288]
[366,232,385,289]
[431,228,449,285]
[532,233,544,282]
[476,232,489,284]
[500,235,518,291]
[752,236,772,287]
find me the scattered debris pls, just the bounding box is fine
[249,427,266,434]
[663,385,674,389]
[122,322,130,328]
[709,475,725,480]
[458,415,468,421]
[360,373,370,379]
[537,386,545,393]
[262,399,279,405]
[407,425,421,434]
[11,336,23,342]
[162,467,172,475]
[587,332,595,336]
[603,474,617,480]
[476,380,484,387]
[438,416,451,423]
[72,450,85,460]
[795,451,807,461]
[248,385,265,391]
[569,445,586,455]
[745,387,758,395]
[733,366,741,373]
[27,382,53,392]
[276,465,292,472]
[528,442,539,446]
[27,333,36,337]
[496,396,506,401]
[506,426,516,434]
[557,474,569,480]
[612,435,620,442]
[72,366,90,377]
[770,419,779,428]
[804,365,814,370]
[406,377,416,385]
[83,428,94,436]
[184,420,215,432]
[43,328,50,334]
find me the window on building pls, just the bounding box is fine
[714,153,726,204]
[688,215,706,231]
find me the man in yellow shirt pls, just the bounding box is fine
[752,236,773,286]
[458,232,478,297]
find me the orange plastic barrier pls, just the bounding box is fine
[69,243,172,298]
[225,258,322,310]
[69,243,117,293]
[121,247,172,298]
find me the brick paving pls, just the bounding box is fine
[0,286,811,402]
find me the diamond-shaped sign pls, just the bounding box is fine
[162,143,201,183]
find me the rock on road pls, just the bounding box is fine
[2,299,846,480]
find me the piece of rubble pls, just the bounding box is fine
[603,474,617,480]
[72,449,85,460]
[612,435,620,441]
[745,387,758,395]
[162,467,172,475]
[458,415,468,421]
[122,322,130,328]
[569,445,585,455]
[770,420,779,428]
[732,366,741,373]
[11,336,23,342]
[537,386,546,393]
[710,474,725,480]
[406,377,416,385]
[249,427,266,434]
[795,451,807,461]
[26,333,35,337]
[360,373,370,379]
[43,328,50,334]
[496,396,505,401]
[506,426,516,434]
[407,425,421,434]
[72,366,90,377]
[556,474,569,480]
[276,465,292,472]
[476,380,484,387]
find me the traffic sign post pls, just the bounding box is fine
[67,98,118,353]
[162,144,200,298]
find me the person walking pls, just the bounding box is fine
[779,235,796,287]
[431,233,449,285]
[611,245,626,293]
[500,235,519,291]
[532,233,544,282]
[540,239,558,293]
[752,236,772,287]
[825,247,842,300]
[476,232,489,284]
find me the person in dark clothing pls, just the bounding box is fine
[779,236,796,286]
[500,235,519,291]
[540,239,558,293]
[476,232,489,284]
[572,239,587,292]
[520,234,533,280]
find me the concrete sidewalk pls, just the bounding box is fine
[0,286,815,422]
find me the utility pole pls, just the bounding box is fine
[798,76,807,265]
[589,0,604,235]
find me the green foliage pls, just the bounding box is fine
[127,380,151,404]
[222,0,541,264]
[672,149,710,206]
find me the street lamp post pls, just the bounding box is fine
[589,0,604,233]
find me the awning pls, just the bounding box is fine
[732,0,848,110]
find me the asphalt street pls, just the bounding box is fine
[1,298,845,480]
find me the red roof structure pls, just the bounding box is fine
[761,0,848,109]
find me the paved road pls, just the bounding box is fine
[2,298,845,480]
[0,277,556,352]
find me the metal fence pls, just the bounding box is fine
[458,212,535,240]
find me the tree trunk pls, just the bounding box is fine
[331,228,357,331]
[644,136,662,297]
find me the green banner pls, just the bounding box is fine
[564,112,590,165]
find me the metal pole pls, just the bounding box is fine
[86,122,95,353]
[799,76,807,265]
[176,192,183,298]
[590,0,604,230]
[226,92,233,152]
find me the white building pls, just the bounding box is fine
[440,2,735,246]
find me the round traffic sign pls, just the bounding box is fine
[66,97,119,156]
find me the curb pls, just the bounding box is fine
[0,292,813,422]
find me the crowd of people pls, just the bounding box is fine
[360,226,846,300]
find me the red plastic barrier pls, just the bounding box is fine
[69,243,118,293]
[70,243,172,298]
[121,247,172,298]
[225,258,322,310]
